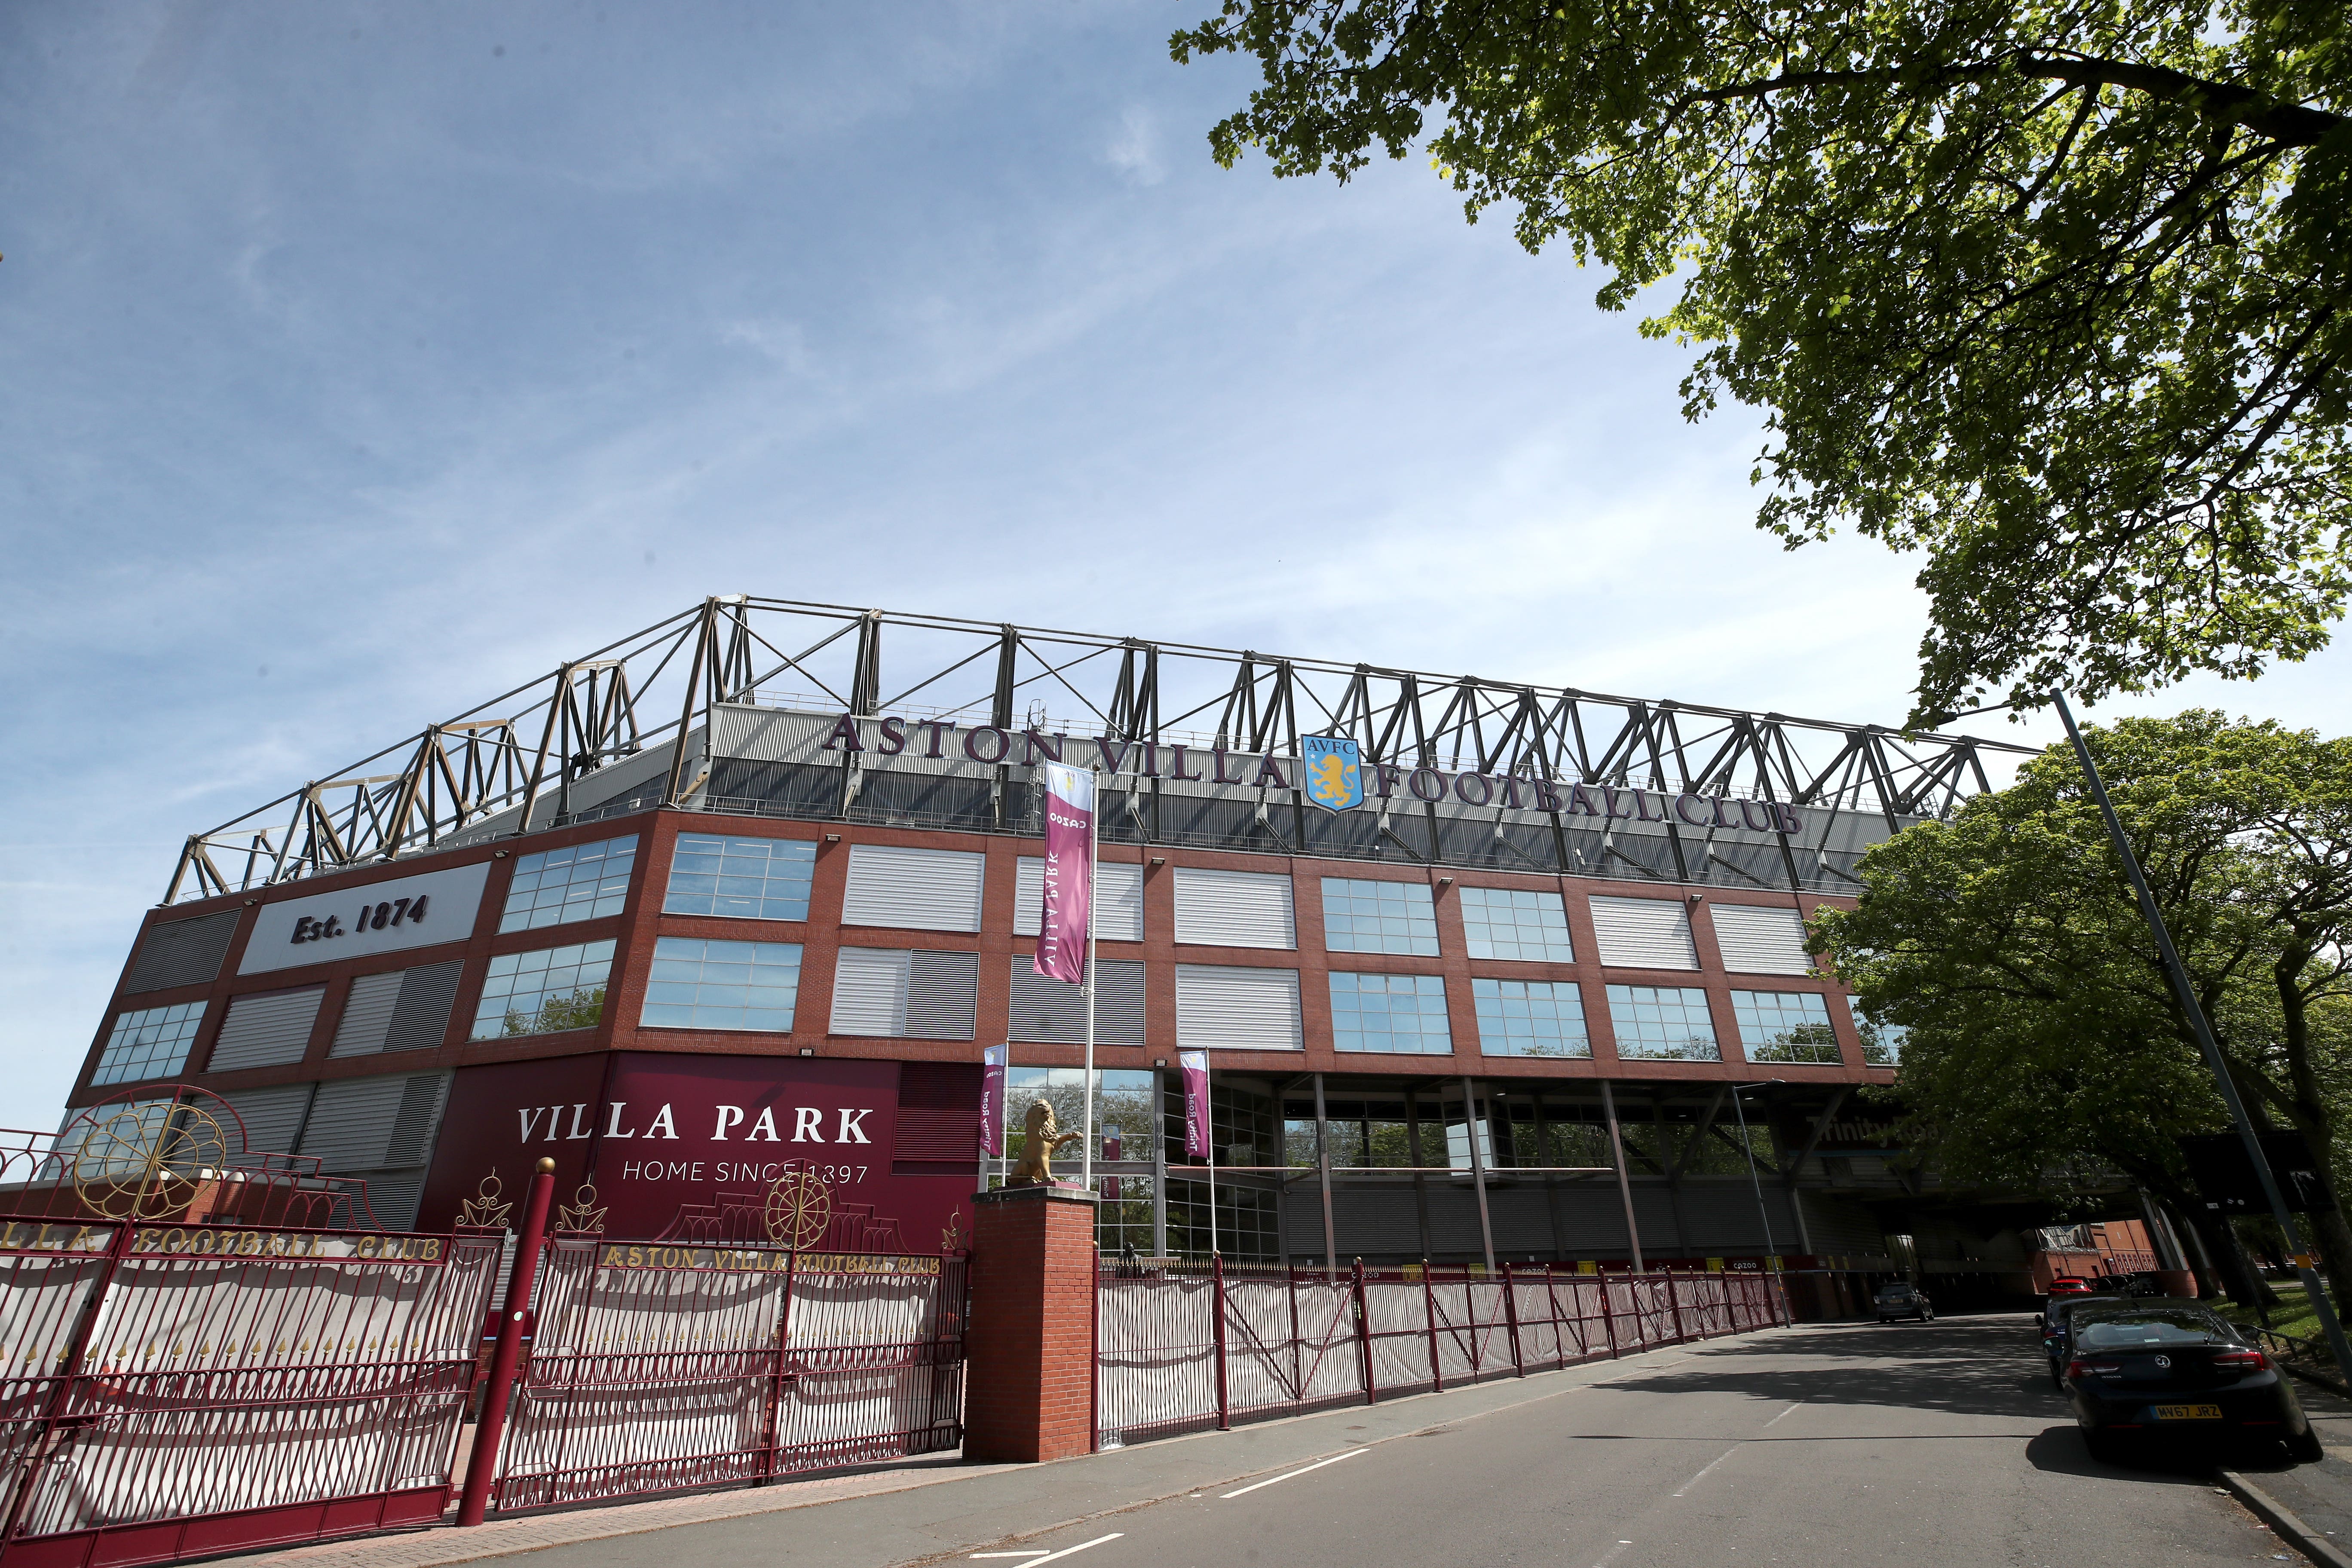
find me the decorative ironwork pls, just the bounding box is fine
[940,1207,966,1254]
[164,597,2037,903]
[555,1181,607,1235]
[458,1171,513,1230]
[763,1168,832,1249]
[70,1098,231,1222]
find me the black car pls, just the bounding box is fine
[2065,1300,2322,1462]
[2040,1294,2128,1389]
[1874,1282,1934,1322]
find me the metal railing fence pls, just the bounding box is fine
[1096,1259,1785,1449]
[0,1220,500,1568]
[488,1242,966,1513]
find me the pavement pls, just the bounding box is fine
[2222,1370,2352,1568]
[234,1315,2335,1568]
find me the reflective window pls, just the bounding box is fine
[1847,997,1907,1065]
[1329,972,1452,1054]
[1606,984,1721,1061]
[1459,886,1575,962]
[472,940,616,1039]
[664,834,816,922]
[641,937,802,1032]
[93,1002,206,1086]
[499,835,637,932]
[1321,879,1439,956]
[1733,990,1841,1063]
[1471,978,1591,1058]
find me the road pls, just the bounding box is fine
[422,1318,2315,1568]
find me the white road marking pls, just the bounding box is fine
[1220,1449,1365,1499]
[1021,1535,1124,1565]
[968,1555,1050,1560]
[1672,1445,1741,1498]
[1593,1540,1637,1568]
[1764,1398,1807,1427]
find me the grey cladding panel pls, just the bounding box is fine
[329,973,403,1058]
[904,950,978,1041]
[1008,958,1145,1046]
[217,1083,315,1158]
[387,962,463,1052]
[362,1169,429,1233]
[124,910,241,995]
[208,987,326,1072]
[299,1071,450,1172]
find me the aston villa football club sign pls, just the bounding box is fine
[1301,735,1365,813]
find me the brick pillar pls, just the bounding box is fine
[964,1184,1098,1463]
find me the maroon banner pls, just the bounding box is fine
[418,1053,973,1253]
[980,1043,1006,1158]
[1033,761,1093,984]
[1180,1049,1210,1160]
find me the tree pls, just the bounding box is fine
[1174,3,2352,725]
[1813,710,2352,1306]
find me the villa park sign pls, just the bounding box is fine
[810,712,1810,835]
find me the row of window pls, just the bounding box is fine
[487,833,1815,977]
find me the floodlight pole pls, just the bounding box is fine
[2049,689,2352,1375]
[1728,1083,1778,1261]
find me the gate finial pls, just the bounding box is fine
[557,1180,607,1234]
[457,1170,513,1230]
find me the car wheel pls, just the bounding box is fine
[2288,1428,2325,1464]
[2084,1429,2121,1464]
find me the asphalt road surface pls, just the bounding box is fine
[508,1318,2305,1568]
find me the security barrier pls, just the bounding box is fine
[1095,1259,1784,1448]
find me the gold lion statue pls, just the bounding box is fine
[1008,1099,1083,1186]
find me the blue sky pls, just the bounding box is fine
[3,0,2343,1131]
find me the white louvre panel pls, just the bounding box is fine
[1008,958,1146,1045]
[1174,965,1303,1051]
[328,973,403,1057]
[385,961,463,1051]
[361,1169,429,1232]
[1013,858,1145,941]
[206,986,326,1072]
[1709,904,1814,976]
[1589,896,1699,970]
[216,1083,315,1158]
[904,951,980,1041]
[1172,868,1295,949]
[296,1071,450,1172]
[830,947,912,1035]
[841,844,986,932]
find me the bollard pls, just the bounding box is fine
[456,1157,556,1526]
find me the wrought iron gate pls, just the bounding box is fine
[489,1242,967,1512]
[0,1221,500,1568]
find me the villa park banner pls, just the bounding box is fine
[415,1054,978,1253]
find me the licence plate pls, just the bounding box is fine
[2150,1404,2224,1421]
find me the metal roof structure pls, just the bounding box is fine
[164,596,2035,903]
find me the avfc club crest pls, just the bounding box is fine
[1300,735,1366,813]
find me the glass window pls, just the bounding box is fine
[664,833,816,922]
[640,937,803,1032]
[92,1002,206,1086]
[472,940,616,1039]
[1329,972,1452,1054]
[1320,878,1439,956]
[1471,978,1591,1058]
[1732,990,1842,1063]
[499,835,637,932]
[1459,886,1575,962]
[1847,997,1907,1065]
[1606,984,1721,1061]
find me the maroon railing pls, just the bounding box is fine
[483,1241,967,1513]
[0,1219,502,1568]
[1095,1260,1785,1449]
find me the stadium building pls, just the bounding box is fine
[68,599,2030,1275]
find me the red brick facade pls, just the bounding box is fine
[963,1185,1100,1462]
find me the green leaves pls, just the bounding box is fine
[1177,2,2352,723]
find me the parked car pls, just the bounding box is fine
[2046,1276,2095,1298]
[1875,1282,1935,1322]
[2041,1294,2128,1389]
[2065,1300,2323,1463]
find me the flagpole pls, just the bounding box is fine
[1081,766,1100,1191]
[1207,1084,1218,1258]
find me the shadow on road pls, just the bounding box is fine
[1599,1316,2074,1421]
